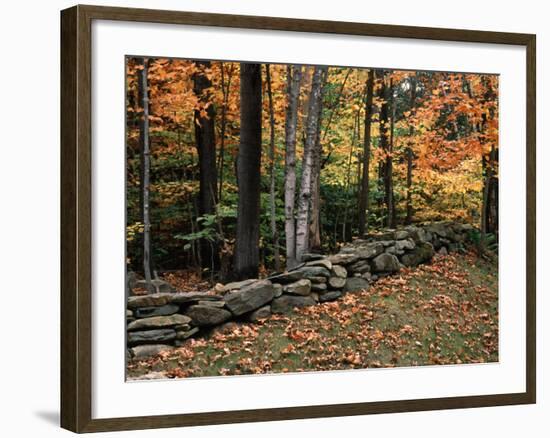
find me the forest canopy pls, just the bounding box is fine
[125,58,499,284]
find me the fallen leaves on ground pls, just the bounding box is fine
[127,251,498,380]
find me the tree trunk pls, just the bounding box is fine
[296,66,326,262]
[193,60,219,271]
[387,77,396,228]
[309,68,328,252]
[234,63,262,280]
[265,65,281,271]
[358,69,375,237]
[378,72,391,226]
[405,75,416,225]
[284,65,302,269]
[138,57,154,294]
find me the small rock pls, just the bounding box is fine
[319,291,342,302]
[311,283,328,292]
[271,295,316,314]
[331,265,347,278]
[197,300,226,308]
[185,305,232,326]
[127,314,191,331]
[301,253,325,262]
[395,239,415,251]
[173,323,191,331]
[213,283,225,293]
[134,304,179,318]
[283,279,311,296]
[169,292,223,305]
[308,276,327,284]
[176,326,199,340]
[327,253,359,266]
[248,305,271,322]
[343,277,370,293]
[438,246,448,256]
[126,309,133,317]
[348,260,371,274]
[310,292,320,302]
[328,277,346,289]
[273,283,283,297]
[127,329,176,346]
[361,272,373,281]
[130,344,173,359]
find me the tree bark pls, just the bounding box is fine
[193,60,219,271]
[387,77,396,228]
[234,63,262,280]
[309,68,328,251]
[284,65,302,269]
[358,69,375,237]
[378,72,391,226]
[138,57,154,294]
[295,66,326,262]
[265,65,281,271]
[405,75,417,225]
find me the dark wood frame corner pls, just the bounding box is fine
[60,4,536,433]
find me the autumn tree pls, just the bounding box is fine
[284,65,302,269]
[296,65,327,262]
[137,57,154,293]
[358,69,374,236]
[193,61,219,269]
[234,63,262,279]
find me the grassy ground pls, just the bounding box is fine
[127,251,498,380]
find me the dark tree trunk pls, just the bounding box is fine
[265,65,281,271]
[378,72,391,226]
[137,57,154,294]
[193,60,219,272]
[358,69,375,237]
[218,63,235,202]
[284,65,302,269]
[234,63,262,280]
[405,75,417,225]
[387,77,396,228]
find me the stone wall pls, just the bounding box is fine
[127,221,476,359]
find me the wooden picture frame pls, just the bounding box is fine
[60,4,536,433]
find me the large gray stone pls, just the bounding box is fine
[130,344,173,359]
[348,260,371,274]
[283,279,311,296]
[305,259,332,270]
[268,270,305,284]
[185,305,232,326]
[222,279,257,293]
[331,265,347,278]
[328,277,346,289]
[224,279,275,316]
[271,295,316,314]
[247,305,272,322]
[400,241,435,267]
[319,290,342,302]
[395,239,416,251]
[127,329,176,346]
[134,304,179,319]
[327,253,360,266]
[127,314,191,331]
[273,283,283,297]
[169,292,223,305]
[394,230,410,240]
[343,277,370,293]
[296,266,331,279]
[127,293,173,309]
[371,253,401,273]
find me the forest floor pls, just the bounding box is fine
[127,251,498,380]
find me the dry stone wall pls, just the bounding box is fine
[127,221,476,359]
